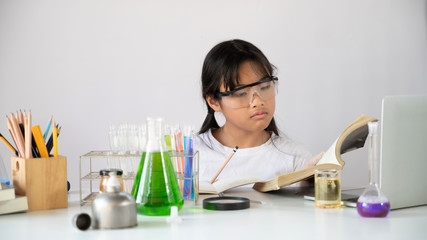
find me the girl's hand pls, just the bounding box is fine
[302,152,325,169]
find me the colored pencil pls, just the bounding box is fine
[6,116,20,156]
[53,121,58,157]
[43,116,53,141]
[31,134,40,158]
[210,146,239,184]
[0,133,18,156]
[24,111,32,158]
[7,115,24,157]
[47,125,61,153]
[19,110,24,125]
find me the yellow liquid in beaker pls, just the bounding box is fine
[315,177,341,208]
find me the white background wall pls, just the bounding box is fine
[1,0,426,190]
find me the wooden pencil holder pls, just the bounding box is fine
[11,156,68,211]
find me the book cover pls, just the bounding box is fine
[0,195,28,215]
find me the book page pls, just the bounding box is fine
[199,174,260,194]
[213,175,260,193]
[317,115,375,167]
[316,138,340,166]
[199,181,217,194]
[340,124,370,154]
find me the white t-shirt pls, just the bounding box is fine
[195,129,312,182]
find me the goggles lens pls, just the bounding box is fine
[217,77,278,109]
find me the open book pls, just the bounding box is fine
[199,115,377,194]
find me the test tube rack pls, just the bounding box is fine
[79,150,199,206]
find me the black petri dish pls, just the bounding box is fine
[203,196,250,210]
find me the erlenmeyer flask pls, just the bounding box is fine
[131,118,183,216]
[357,121,390,217]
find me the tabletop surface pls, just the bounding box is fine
[1,186,426,240]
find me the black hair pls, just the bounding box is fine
[199,39,279,135]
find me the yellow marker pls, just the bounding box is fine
[32,125,49,158]
[53,121,58,157]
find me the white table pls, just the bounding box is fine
[1,187,426,240]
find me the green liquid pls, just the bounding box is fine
[131,151,183,216]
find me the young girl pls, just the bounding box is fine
[196,39,323,183]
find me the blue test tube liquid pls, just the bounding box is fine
[183,136,193,200]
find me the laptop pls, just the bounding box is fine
[304,95,427,210]
[380,95,427,210]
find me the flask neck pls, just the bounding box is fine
[368,124,380,186]
[145,118,167,152]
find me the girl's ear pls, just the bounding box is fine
[206,95,222,112]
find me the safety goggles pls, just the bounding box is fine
[216,76,278,109]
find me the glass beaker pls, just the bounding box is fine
[315,169,341,208]
[357,121,390,217]
[131,118,183,216]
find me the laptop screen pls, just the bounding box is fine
[380,95,427,210]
